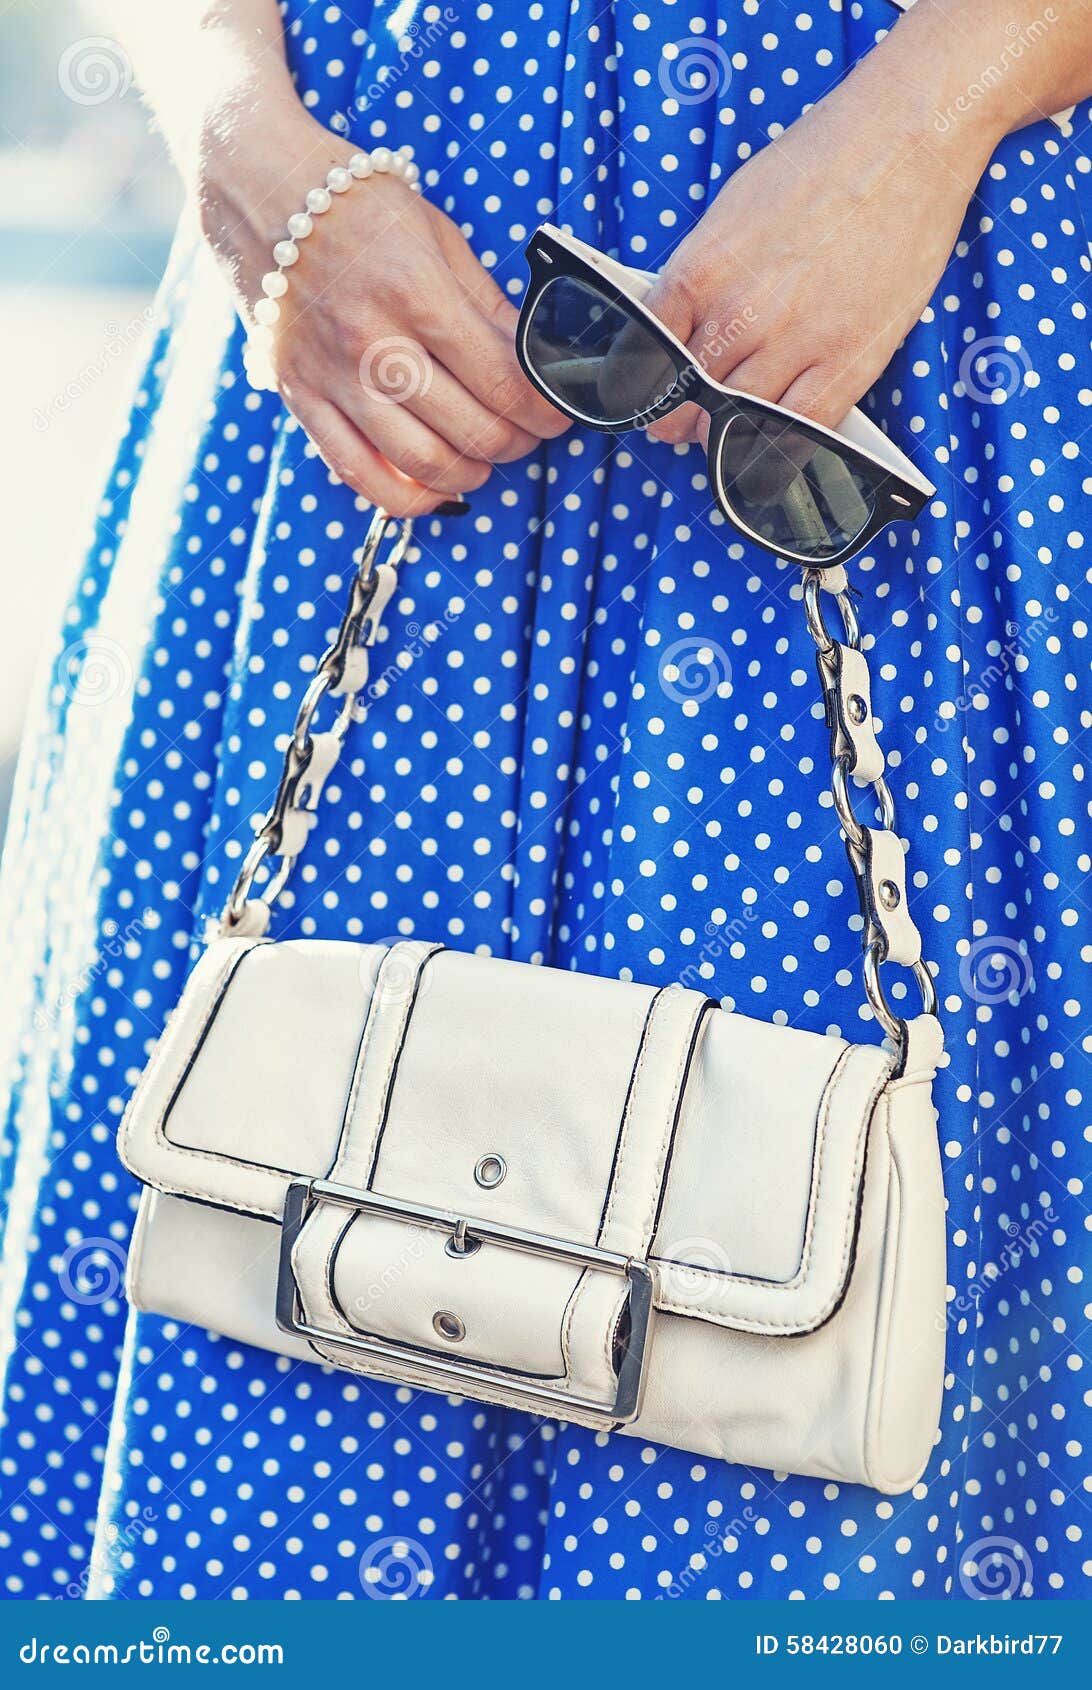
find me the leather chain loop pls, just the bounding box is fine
[219,512,938,1056]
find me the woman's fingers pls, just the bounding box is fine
[414,257,571,441]
[354,346,543,466]
[337,366,495,494]
[429,207,520,332]
[295,393,464,517]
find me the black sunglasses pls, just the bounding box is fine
[517,225,935,568]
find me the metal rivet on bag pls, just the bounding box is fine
[433,1310,465,1343]
[878,878,901,911]
[847,693,868,725]
[474,1153,506,1189]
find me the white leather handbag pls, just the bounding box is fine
[119,512,947,1495]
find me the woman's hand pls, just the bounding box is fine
[644,69,997,444]
[201,106,568,515]
[642,0,1092,444]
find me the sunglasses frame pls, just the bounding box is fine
[517,225,935,568]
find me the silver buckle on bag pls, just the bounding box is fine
[276,1178,655,1425]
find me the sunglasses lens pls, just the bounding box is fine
[525,275,678,424]
[714,402,881,561]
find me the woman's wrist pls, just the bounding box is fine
[860,3,1064,161]
[196,93,351,307]
[832,16,1008,174]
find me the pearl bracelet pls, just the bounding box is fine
[243,144,422,393]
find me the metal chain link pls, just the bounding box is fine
[802,569,938,1050]
[221,510,413,935]
[220,510,937,1055]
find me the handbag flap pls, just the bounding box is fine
[120,937,894,1340]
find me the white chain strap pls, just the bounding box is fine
[220,511,939,1057]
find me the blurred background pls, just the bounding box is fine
[1,0,180,836]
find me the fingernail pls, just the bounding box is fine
[435,498,470,516]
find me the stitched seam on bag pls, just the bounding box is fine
[123,940,289,1212]
[332,942,437,1184]
[324,946,392,1175]
[362,943,444,1187]
[635,998,706,1256]
[650,1040,854,1291]
[597,991,665,1246]
[122,939,254,1166]
[128,940,391,1218]
[600,992,701,1250]
[656,1053,893,1332]
[863,1092,899,1487]
[558,1269,582,1385]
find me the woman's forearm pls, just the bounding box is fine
[862,2,1092,157]
[96,1,349,296]
[96,1,300,188]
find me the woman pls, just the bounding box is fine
[0,0,1088,1599]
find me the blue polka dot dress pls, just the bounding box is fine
[1,1,1090,1601]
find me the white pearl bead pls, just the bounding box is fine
[348,152,373,178]
[305,187,332,214]
[287,211,314,239]
[389,152,406,176]
[397,145,414,163]
[250,323,274,346]
[254,297,281,326]
[403,162,421,185]
[371,147,393,172]
[260,270,288,298]
[327,166,352,193]
[272,239,299,267]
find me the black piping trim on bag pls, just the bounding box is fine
[648,1039,855,1289]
